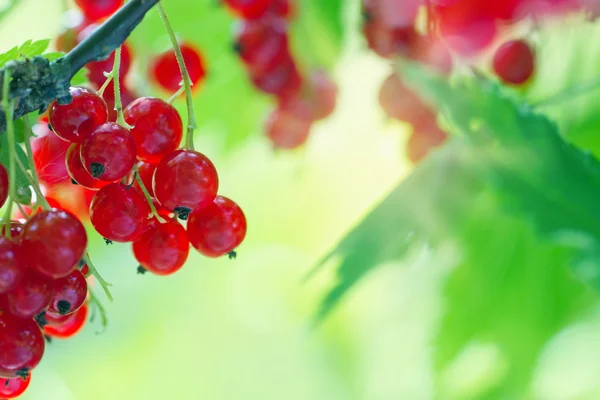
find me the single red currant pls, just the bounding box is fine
[493,39,535,85]
[133,218,189,276]
[265,98,313,149]
[0,269,55,319]
[65,143,111,190]
[32,123,71,186]
[378,73,432,124]
[47,270,87,316]
[0,163,7,209]
[89,183,150,242]
[224,0,273,19]
[80,123,137,182]
[234,18,289,76]
[0,373,31,399]
[74,0,124,21]
[79,263,89,276]
[309,69,338,121]
[407,120,448,163]
[21,210,88,279]
[0,237,24,294]
[153,150,219,219]
[49,86,108,143]
[1,221,24,240]
[123,98,183,164]
[0,313,45,379]
[437,9,497,57]
[150,43,206,93]
[187,196,247,258]
[132,161,157,197]
[250,55,302,100]
[44,303,88,339]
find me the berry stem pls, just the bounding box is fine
[82,253,114,302]
[132,163,166,223]
[88,287,109,331]
[167,86,185,105]
[156,2,197,150]
[111,46,131,129]
[22,118,50,210]
[1,69,15,232]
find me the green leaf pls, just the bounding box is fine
[18,39,50,58]
[0,130,31,205]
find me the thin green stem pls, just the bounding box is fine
[83,253,113,302]
[157,2,197,150]
[533,76,600,108]
[88,287,108,332]
[2,69,15,233]
[111,47,131,129]
[97,72,115,96]
[22,118,50,209]
[167,86,185,104]
[2,199,12,238]
[133,164,166,223]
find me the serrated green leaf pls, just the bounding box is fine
[18,39,50,58]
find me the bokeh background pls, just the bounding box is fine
[4,0,600,399]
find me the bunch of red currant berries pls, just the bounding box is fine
[225,0,339,149]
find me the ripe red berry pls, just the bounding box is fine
[47,270,87,316]
[74,0,124,21]
[492,39,535,85]
[234,18,289,76]
[0,163,7,208]
[32,123,71,186]
[153,150,219,219]
[0,269,55,319]
[0,313,45,379]
[21,209,88,279]
[80,123,137,182]
[187,196,247,258]
[265,98,313,149]
[89,183,150,242]
[124,98,183,164]
[437,9,497,57]
[309,69,338,121]
[1,221,24,240]
[150,43,206,93]
[224,0,274,19]
[49,86,108,143]
[132,161,157,197]
[0,374,31,399]
[407,120,448,164]
[269,0,294,18]
[65,143,111,190]
[77,31,132,87]
[133,218,189,276]
[44,303,88,339]
[363,20,421,59]
[250,55,302,100]
[378,73,432,125]
[0,237,24,294]
[79,263,90,276]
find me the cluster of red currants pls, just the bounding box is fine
[225,0,338,149]
[47,86,247,275]
[0,202,90,398]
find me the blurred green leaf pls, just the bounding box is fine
[0,131,31,204]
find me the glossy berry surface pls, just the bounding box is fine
[20,209,88,279]
[80,123,137,182]
[0,374,31,399]
[66,143,111,190]
[47,270,88,316]
[265,98,313,149]
[493,39,535,85]
[234,18,289,76]
[0,313,45,378]
[44,303,88,339]
[124,97,183,164]
[1,221,24,240]
[250,55,302,100]
[49,86,108,143]
[74,0,124,21]
[32,123,71,186]
[153,150,219,219]
[0,237,24,294]
[187,196,247,258]
[132,161,157,197]
[89,183,150,242]
[0,162,7,209]
[224,0,273,19]
[133,218,189,276]
[0,269,54,319]
[151,43,206,93]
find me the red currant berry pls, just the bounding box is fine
[269,0,294,18]
[65,143,111,190]
[437,8,497,57]
[123,98,183,164]
[49,86,108,143]
[44,303,88,339]
[74,0,124,21]
[265,98,313,149]
[89,183,150,242]
[132,161,157,197]
[150,43,206,93]
[0,269,55,319]
[133,218,189,276]
[0,374,31,399]
[363,20,421,59]
[234,18,289,76]
[79,263,89,276]
[1,221,24,240]
[224,0,273,19]
[0,237,24,294]
[21,210,87,279]
[187,196,247,258]
[378,73,432,124]
[0,313,45,379]
[47,270,87,316]
[80,123,137,182]
[32,123,71,186]
[407,120,448,164]
[492,39,535,85]
[309,69,338,121]
[0,163,7,209]
[153,150,219,219]
[250,55,302,100]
